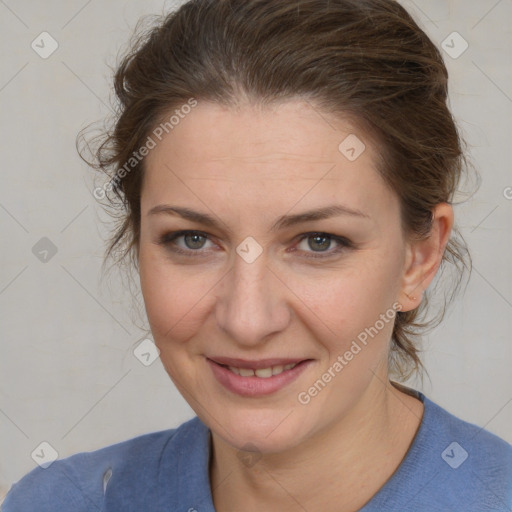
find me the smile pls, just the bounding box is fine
[206,357,313,397]
[225,362,299,378]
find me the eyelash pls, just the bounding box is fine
[156,230,354,259]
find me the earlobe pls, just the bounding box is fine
[401,290,423,311]
[399,203,454,312]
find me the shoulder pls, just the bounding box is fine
[365,389,512,511]
[399,392,512,510]
[2,416,204,512]
[424,394,512,471]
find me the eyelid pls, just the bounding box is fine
[293,232,354,258]
[157,230,354,258]
[157,230,218,256]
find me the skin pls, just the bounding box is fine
[138,99,453,511]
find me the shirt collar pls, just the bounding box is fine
[159,387,429,511]
[159,415,216,511]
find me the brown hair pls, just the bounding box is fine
[81,0,473,381]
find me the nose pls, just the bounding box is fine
[215,249,291,347]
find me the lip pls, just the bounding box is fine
[207,356,307,370]
[206,357,314,397]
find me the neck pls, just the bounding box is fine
[209,378,424,512]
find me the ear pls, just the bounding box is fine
[399,203,454,312]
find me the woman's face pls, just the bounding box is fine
[139,99,410,453]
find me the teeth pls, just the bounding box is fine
[228,366,240,375]
[255,367,273,378]
[271,365,284,375]
[226,362,299,377]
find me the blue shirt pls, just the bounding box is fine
[3,389,512,511]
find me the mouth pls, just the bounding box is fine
[216,361,301,378]
[206,356,314,397]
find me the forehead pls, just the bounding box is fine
[147,99,370,168]
[141,99,397,220]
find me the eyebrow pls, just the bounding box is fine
[147,204,370,232]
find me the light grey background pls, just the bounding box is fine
[1,0,511,499]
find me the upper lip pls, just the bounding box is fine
[207,356,310,369]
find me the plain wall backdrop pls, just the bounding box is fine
[1,0,511,499]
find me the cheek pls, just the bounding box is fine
[138,229,405,359]
[286,253,401,340]
[138,246,212,344]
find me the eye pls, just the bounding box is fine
[294,232,353,258]
[157,230,354,259]
[157,230,217,256]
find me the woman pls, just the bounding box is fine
[4,0,511,510]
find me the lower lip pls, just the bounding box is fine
[207,358,313,397]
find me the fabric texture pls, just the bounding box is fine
[3,389,512,511]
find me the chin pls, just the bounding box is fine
[209,404,314,455]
